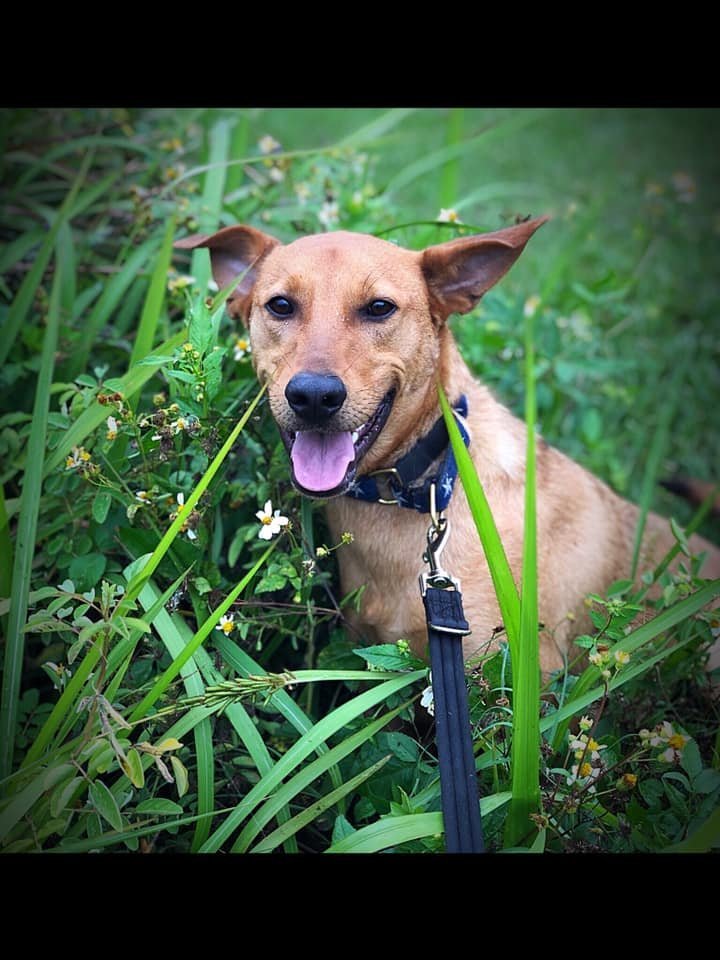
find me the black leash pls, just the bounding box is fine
[419,485,484,854]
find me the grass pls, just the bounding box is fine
[1,107,719,854]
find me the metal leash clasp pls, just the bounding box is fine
[419,482,461,596]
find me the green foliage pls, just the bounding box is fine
[1,107,719,854]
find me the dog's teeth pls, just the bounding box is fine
[351,431,359,444]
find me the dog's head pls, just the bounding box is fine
[175,218,547,498]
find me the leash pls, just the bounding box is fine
[420,483,484,854]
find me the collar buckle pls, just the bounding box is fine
[366,466,402,505]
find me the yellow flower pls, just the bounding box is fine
[233,337,251,361]
[215,614,235,635]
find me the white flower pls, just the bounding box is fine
[106,416,118,441]
[437,208,461,223]
[268,166,285,183]
[135,490,152,502]
[420,684,435,716]
[65,446,92,470]
[215,614,235,635]
[173,416,188,434]
[523,295,541,318]
[233,337,251,361]
[258,135,281,155]
[614,649,631,666]
[579,715,593,731]
[256,500,289,540]
[318,201,339,229]
[566,762,601,793]
[167,273,196,293]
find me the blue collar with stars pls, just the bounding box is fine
[345,395,470,514]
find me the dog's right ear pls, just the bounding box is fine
[174,224,279,320]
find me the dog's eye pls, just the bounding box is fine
[363,299,397,321]
[266,296,295,318]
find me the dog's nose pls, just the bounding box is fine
[285,372,347,425]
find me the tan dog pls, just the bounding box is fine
[176,221,720,674]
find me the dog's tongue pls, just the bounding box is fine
[291,430,355,493]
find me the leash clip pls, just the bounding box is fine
[419,483,461,596]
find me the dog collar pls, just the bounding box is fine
[345,395,470,513]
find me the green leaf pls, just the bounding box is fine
[607,579,634,598]
[51,776,85,818]
[121,749,145,789]
[332,814,356,844]
[135,798,184,816]
[1,258,65,779]
[171,756,190,801]
[68,553,107,593]
[92,490,112,525]
[352,644,424,672]
[129,217,175,368]
[693,769,720,795]
[89,780,123,831]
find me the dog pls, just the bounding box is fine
[176,220,720,674]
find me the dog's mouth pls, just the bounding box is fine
[279,389,396,498]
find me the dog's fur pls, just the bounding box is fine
[176,220,720,673]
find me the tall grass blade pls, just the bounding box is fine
[0,260,64,779]
[385,110,549,197]
[67,236,161,378]
[0,484,12,607]
[438,385,520,652]
[233,699,412,852]
[630,352,688,579]
[192,119,232,292]
[250,755,392,854]
[504,302,541,848]
[326,793,511,854]
[337,108,417,148]
[0,151,93,366]
[199,670,426,852]
[127,538,275,724]
[128,217,176,369]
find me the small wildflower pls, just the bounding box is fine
[316,545,329,558]
[215,614,235,636]
[268,166,285,184]
[420,684,435,716]
[135,490,152,503]
[301,558,316,576]
[106,416,118,441]
[160,137,183,151]
[168,275,195,294]
[437,208,461,223]
[153,393,166,407]
[579,715,593,731]
[567,763,601,793]
[233,337,251,361]
[65,446,92,470]
[173,417,188,434]
[318,201,339,229]
[258,134,281,155]
[589,651,605,667]
[294,182,311,205]
[340,531,354,545]
[256,500,289,540]
[601,668,611,681]
[614,649,631,665]
[672,171,696,203]
[523,294,541,318]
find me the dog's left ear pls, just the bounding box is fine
[421,216,549,323]
[174,224,280,320]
